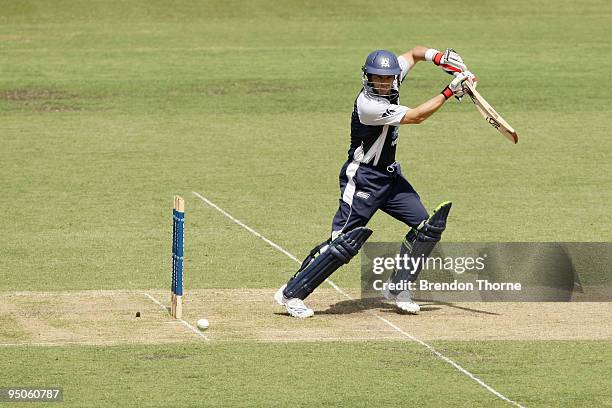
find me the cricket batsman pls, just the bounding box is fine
[275,47,475,318]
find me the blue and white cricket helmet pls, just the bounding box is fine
[362,50,401,98]
[363,50,401,76]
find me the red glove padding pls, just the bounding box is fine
[434,48,468,75]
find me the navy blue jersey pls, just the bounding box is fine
[347,55,412,169]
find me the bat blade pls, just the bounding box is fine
[464,81,518,144]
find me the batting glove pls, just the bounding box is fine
[434,48,468,75]
[441,71,476,101]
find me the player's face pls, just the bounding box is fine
[370,74,395,95]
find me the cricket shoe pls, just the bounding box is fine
[395,290,420,314]
[381,279,396,301]
[274,284,314,319]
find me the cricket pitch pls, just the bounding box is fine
[1,289,610,346]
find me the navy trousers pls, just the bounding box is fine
[331,160,429,239]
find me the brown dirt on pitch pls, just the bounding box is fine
[184,289,612,342]
[378,299,612,341]
[0,291,192,346]
[0,88,82,112]
[0,289,610,346]
[181,289,404,342]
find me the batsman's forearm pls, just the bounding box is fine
[408,46,429,62]
[400,94,446,124]
[400,45,430,67]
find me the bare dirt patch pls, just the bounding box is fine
[0,289,610,346]
[377,299,612,341]
[0,290,193,346]
[0,88,82,112]
[184,289,403,342]
[0,88,62,101]
[185,289,612,342]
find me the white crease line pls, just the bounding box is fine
[193,191,525,408]
[192,191,301,263]
[144,293,209,342]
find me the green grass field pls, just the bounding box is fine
[1,0,611,406]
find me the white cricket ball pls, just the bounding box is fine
[196,318,210,331]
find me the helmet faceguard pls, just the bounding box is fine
[361,50,401,99]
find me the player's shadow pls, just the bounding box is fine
[417,300,500,315]
[317,297,398,315]
[318,297,498,315]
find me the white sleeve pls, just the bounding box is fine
[397,55,412,82]
[357,93,409,126]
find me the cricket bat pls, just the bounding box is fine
[463,81,518,144]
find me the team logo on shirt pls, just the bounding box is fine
[382,108,396,118]
[380,57,390,68]
[356,191,370,200]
